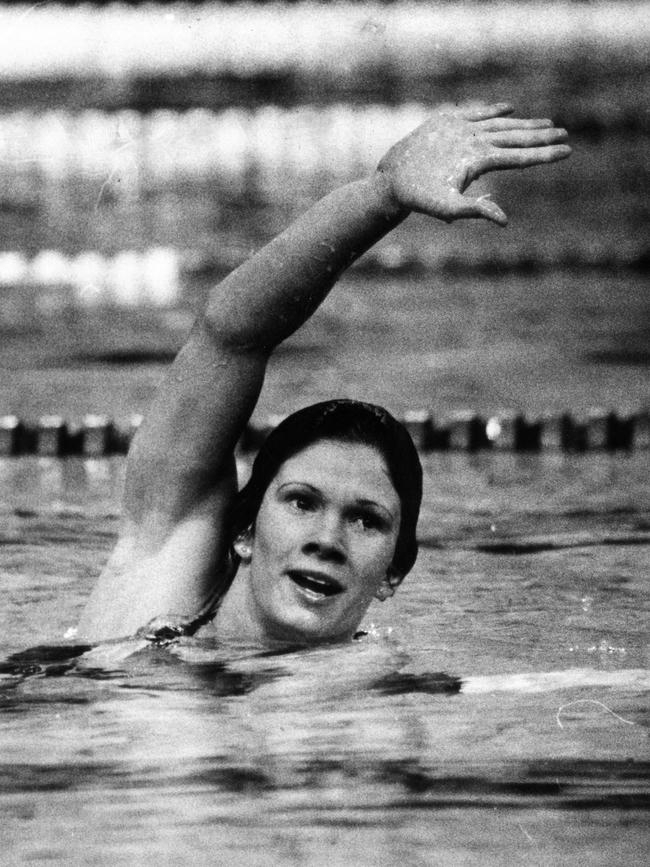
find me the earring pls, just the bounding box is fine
[375,582,395,602]
[234,534,252,560]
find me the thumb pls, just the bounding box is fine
[466,193,508,226]
[434,189,508,225]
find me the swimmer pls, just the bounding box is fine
[77,103,570,647]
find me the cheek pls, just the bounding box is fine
[352,536,397,587]
[251,502,300,562]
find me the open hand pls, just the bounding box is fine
[377,102,571,225]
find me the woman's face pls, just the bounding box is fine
[241,439,402,645]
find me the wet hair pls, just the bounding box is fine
[230,399,422,577]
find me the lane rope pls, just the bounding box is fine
[0,409,647,457]
[0,242,648,318]
[0,3,647,84]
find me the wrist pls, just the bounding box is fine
[367,170,409,222]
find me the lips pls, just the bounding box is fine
[286,570,344,598]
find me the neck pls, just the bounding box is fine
[212,565,276,648]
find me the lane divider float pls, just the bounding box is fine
[0,249,181,312]
[1,409,647,458]
[0,3,646,89]
[0,107,645,210]
[1,240,647,321]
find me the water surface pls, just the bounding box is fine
[1,454,647,865]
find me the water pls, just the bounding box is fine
[3,268,647,428]
[1,452,648,865]
[1,125,647,265]
[1,204,648,866]
[1,4,647,860]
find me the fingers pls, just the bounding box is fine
[483,144,572,171]
[487,127,569,148]
[477,117,555,132]
[459,102,514,121]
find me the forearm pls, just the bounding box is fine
[204,172,407,349]
[116,174,404,557]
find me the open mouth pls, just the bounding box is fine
[287,570,343,598]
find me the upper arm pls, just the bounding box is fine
[124,317,268,531]
[78,317,269,641]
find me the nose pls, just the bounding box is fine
[302,511,346,563]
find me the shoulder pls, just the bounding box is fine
[77,498,238,643]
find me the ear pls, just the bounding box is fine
[374,569,403,602]
[233,528,253,563]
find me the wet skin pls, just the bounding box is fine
[218,440,402,646]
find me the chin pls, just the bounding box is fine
[252,572,370,647]
[265,605,357,648]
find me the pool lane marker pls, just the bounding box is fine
[0,249,182,313]
[0,410,647,457]
[0,243,648,321]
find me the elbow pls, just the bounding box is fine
[198,309,273,357]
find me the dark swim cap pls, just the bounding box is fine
[230,399,422,576]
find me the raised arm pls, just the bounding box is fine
[77,103,570,641]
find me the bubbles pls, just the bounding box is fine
[568,639,628,660]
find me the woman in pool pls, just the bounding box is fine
[78,103,570,647]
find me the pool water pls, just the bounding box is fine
[1,4,648,859]
[1,452,648,865]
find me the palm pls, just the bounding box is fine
[378,103,571,225]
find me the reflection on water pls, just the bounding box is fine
[0,454,648,863]
[1,645,648,864]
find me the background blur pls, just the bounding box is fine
[0,1,648,425]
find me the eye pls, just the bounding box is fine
[349,509,386,532]
[285,491,317,513]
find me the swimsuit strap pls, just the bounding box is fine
[137,554,238,646]
[136,610,215,647]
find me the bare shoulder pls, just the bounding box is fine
[77,467,238,642]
